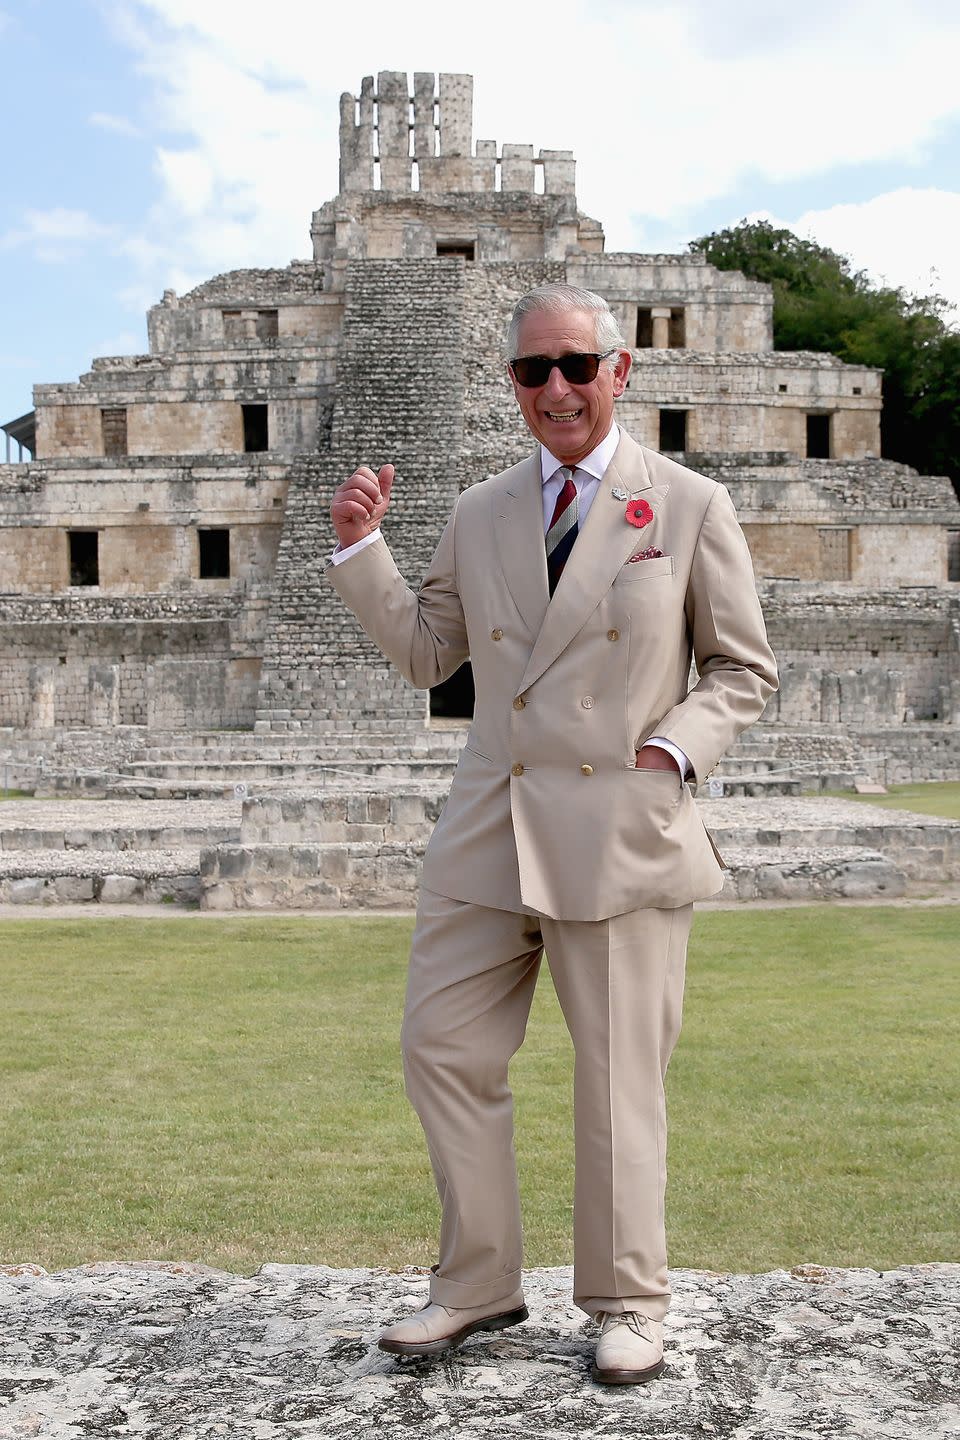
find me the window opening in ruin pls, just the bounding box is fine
[636,307,684,347]
[659,409,688,451]
[948,531,960,582]
[242,403,269,452]
[411,160,420,191]
[199,528,230,579]
[819,528,852,581]
[806,413,832,459]
[256,310,279,340]
[436,241,475,261]
[778,383,788,393]
[852,386,862,396]
[69,531,100,587]
[430,662,475,720]
[101,407,128,457]
[223,310,242,338]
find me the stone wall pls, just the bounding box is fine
[0,458,289,594]
[0,592,268,730]
[569,252,774,352]
[758,583,960,726]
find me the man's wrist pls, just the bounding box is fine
[331,530,383,565]
[637,737,691,777]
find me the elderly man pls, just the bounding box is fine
[328,283,777,1384]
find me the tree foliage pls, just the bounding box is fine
[690,221,960,493]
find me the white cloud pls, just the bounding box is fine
[747,188,960,317]
[0,208,113,263]
[89,111,143,138]
[51,0,958,324]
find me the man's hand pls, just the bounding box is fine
[635,745,681,773]
[330,464,395,550]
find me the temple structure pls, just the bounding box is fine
[1,71,958,779]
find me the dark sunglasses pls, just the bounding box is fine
[509,349,617,388]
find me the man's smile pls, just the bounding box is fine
[544,408,583,422]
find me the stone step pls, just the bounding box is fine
[718,845,905,901]
[117,758,460,782]
[0,821,237,852]
[707,776,803,797]
[0,848,202,905]
[198,840,908,910]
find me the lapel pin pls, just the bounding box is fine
[611,485,629,501]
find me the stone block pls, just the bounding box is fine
[53,875,95,902]
[100,875,142,903]
[215,847,254,879]
[7,877,49,904]
[202,883,237,911]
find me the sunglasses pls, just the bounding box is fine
[509,349,617,388]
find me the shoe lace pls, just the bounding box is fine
[600,1311,654,1338]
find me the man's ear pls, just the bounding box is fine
[612,348,632,398]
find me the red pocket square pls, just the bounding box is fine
[627,546,665,563]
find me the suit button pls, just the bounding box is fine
[513,696,526,711]
[580,763,594,776]
[607,629,620,642]
[581,695,594,709]
[511,763,525,776]
[491,628,503,641]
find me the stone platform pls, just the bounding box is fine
[1,790,957,907]
[0,799,240,905]
[0,1261,956,1438]
[200,791,959,910]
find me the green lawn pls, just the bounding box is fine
[823,780,960,821]
[0,910,956,1275]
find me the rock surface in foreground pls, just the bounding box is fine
[0,1261,957,1438]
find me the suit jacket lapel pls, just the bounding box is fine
[493,453,549,639]
[518,433,669,695]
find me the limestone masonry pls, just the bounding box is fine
[2,71,959,778]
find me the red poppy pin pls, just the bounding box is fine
[625,498,654,528]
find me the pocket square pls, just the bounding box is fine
[627,547,665,563]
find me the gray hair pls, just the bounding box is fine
[506,283,626,364]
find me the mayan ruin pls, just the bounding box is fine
[1,70,959,908]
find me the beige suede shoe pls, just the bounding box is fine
[591,1311,665,1384]
[378,1293,528,1358]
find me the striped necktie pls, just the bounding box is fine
[546,466,578,597]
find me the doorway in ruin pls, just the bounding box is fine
[430,661,475,721]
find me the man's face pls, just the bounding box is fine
[508,307,632,464]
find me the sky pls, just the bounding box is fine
[2,0,959,431]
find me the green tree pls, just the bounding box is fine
[690,221,960,496]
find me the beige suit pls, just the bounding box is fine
[330,428,777,1318]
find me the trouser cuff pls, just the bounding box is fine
[429,1266,524,1310]
[576,1291,670,1322]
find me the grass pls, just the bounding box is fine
[0,910,956,1275]
[821,780,960,821]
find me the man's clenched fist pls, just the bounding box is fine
[330,464,395,550]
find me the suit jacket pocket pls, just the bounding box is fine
[613,555,675,584]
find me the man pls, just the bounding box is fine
[328,283,777,1384]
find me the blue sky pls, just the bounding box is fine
[2,0,959,430]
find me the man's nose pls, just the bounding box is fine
[542,363,571,400]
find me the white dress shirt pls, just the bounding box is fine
[332,425,690,776]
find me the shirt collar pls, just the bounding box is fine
[540,422,620,485]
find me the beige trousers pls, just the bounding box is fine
[401,887,693,1321]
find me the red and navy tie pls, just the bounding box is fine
[546,466,578,596]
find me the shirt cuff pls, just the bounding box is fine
[330,531,383,565]
[643,736,692,778]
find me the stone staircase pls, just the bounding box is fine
[200,786,960,910]
[0,798,239,905]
